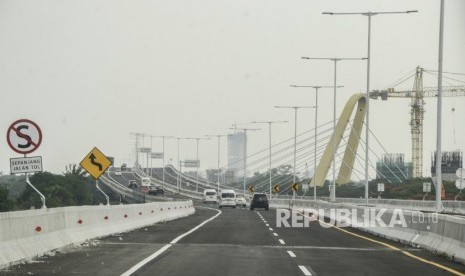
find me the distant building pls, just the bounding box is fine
[206,169,223,184]
[376,153,413,183]
[224,169,236,185]
[431,150,463,181]
[228,131,246,178]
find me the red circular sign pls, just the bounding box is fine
[7,119,43,154]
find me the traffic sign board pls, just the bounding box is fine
[80,147,112,180]
[248,186,255,193]
[377,183,385,192]
[456,168,465,179]
[7,119,42,154]
[273,185,280,193]
[423,182,431,193]
[456,179,465,190]
[10,156,43,174]
[184,160,200,168]
[292,183,299,192]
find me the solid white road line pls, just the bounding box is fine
[279,239,285,245]
[287,251,296,258]
[121,207,222,276]
[298,265,312,276]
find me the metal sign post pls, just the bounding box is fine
[80,147,112,206]
[96,180,110,206]
[7,119,45,209]
[423,182,431,201]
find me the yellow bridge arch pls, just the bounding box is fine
[310,93,367,187]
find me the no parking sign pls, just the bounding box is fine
[7,119,42,154]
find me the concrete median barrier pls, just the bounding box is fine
[0,201,194,269]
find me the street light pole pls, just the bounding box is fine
[191,137,210,192]
[251,120,288,198]
[207,134,229,192]
[167,137,190,191]
[435,0,445,212]
[322,10,417,205]
[274,106,314,199]
[302,57,366,202]
[150,135,174,186]
[290,85,343,202]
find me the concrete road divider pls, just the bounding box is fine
[0,201,194,269]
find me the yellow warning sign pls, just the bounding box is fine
[79,147,112,180]
[248,186,255,193]
[292,183,299,192]
[273,185,280,193]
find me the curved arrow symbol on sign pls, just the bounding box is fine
[89,153,103,171]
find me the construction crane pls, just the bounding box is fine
[370,66,465,178]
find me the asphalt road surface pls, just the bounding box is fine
[1,206,465,276]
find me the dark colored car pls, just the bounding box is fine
[128,180,138,190]
[250,193,269,211]
[148,185,164,196]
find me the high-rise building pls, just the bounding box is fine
[376,153,413,184]
[431,150,463,181]
[228,131,246,178]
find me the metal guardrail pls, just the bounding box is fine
[133,168,203,200]
[164,165,246,195]
[100,174,173,203]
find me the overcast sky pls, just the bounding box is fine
[0,0,464,178]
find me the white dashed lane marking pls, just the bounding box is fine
[287,251,296,258]
[298,265,312,276]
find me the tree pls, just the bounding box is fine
[64,164,88,179]
[16,171,98,210]
[0,186,14,212]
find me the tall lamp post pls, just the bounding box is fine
[290,85,343,202]
[302,57,366,202]
[150,135,174,185]
[191,137,211,191]
[251,120,288,198]
[322,9,417,206]
[168,137,190,191]
[206,134,230,192]
[435,1,445,213]
[274,106,314,199]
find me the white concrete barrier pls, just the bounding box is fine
[0,201,194,269]
[270,199,465,264]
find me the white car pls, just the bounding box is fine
[219,190,236,208]
[235,196,247,207]
[203,189,218,204]
[115,171,122,176]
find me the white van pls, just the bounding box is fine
[219,189,236,208]
[140,177,151,194]
[203,189,218,204]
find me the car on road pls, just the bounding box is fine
[219,189,236,208]
[203,189,218,204]
[148,185,164,196]
[114,170,122,176]
[250,193,269,211]
[235,196,247,207]
[128,180,138,190]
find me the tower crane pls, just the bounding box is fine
[370,66,465,178]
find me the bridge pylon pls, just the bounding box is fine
[310,93,367,187]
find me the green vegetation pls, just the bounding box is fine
[0,164,102,212]
[247,168,462,200]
